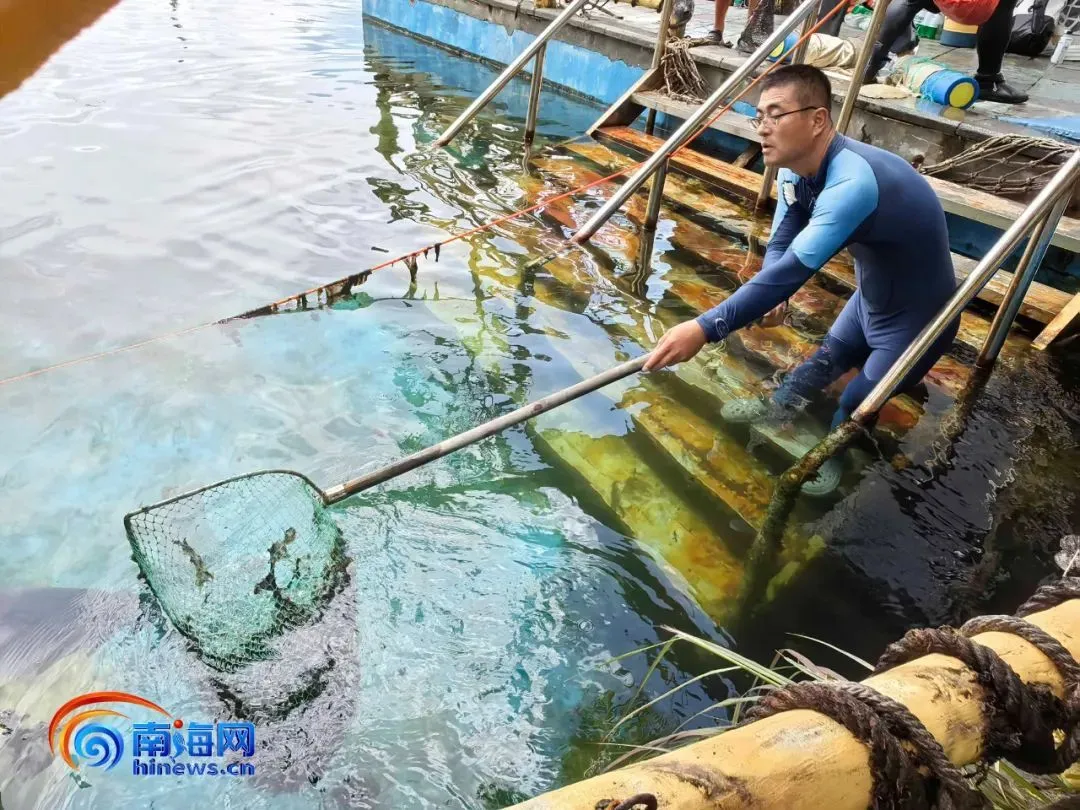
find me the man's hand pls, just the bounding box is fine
[644,320,707,372]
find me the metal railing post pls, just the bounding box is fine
[837,0,890,134]
[850,150,1080,423]
[434,0,592,147]
[644,159,669,230]
[524,45,548,146]
[756,166,778,212]
[645,0,676,136]
[791,0,822,63]
[976,193,1071,368]
[572,0,821,244]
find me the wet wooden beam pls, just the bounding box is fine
[1033,291,1080,350]
[596,123,772,205]
[631,89,762,143]
[592,126,1073,326]
[531,427,744,619]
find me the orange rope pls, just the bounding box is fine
[0,0,854,389]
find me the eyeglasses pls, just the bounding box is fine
[749,106,823,129]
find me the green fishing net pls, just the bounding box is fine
[125,471,349,672]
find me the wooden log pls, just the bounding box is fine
[508,596,1080,810]
[591,126,1074,326]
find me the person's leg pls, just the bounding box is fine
[815,0,848,38]
[710,0,732,41]
[975,0,1028,103]
[862,0,931,83]
[834,314,960,425]
[722,295,869,423]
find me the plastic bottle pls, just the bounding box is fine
[1052,33,1074,64]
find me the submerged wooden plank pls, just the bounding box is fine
[596,124,774,204]
[592,125,1072,325]
[1033,291,1080,350]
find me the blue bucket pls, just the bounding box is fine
[921,69,979,109]
[766,32,799,62]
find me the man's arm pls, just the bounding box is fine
[695,154,879,343]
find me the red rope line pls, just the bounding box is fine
[0,0,854,388]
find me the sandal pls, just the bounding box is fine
[720,397,769,424]
[800,457,843,498]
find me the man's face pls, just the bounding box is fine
[755,84,825,169]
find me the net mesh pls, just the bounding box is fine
[125,471,349,672]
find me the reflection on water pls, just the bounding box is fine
[2,0,1080,807]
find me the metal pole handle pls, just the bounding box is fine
[323,354,650,504]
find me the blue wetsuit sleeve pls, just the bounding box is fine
[695,153,879,343]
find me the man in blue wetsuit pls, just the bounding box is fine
[644,64,959,496]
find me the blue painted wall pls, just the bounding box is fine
[363,0,644,105]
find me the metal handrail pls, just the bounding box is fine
[851,149,1080,422]
[433,0,593,147]
[570,0,823,243]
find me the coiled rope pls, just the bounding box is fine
[743,571,1080,808]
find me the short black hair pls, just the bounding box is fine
[757,64,832,111]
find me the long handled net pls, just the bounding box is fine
[126,471,349,672]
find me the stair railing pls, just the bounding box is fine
[433,0,594,148]
[570,0,824,243]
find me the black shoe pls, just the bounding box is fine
[705,28,725,44]
[976,74,1029,104]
